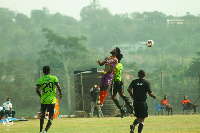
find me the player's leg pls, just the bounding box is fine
[130,102,139,133]
[137,101,148,133]
[100,75,105,105]
[40,104,47,133]
[44,104,55,132]
[118,89,134,114]
[102,73,114,103]
[138,118,145,133]
[111,81,125,118]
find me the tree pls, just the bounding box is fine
[185,52,200,77]
[39,28,93,113]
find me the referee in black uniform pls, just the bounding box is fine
[127,70,157,133]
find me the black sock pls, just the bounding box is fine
[40,118,44,132]
[122,96,132,108]
[45,118,53,132]
[138,122,144,133]
[113,99,122,110]
[133,119,139,126]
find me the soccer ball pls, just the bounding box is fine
[146,40,154,47]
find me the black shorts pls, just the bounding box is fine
[110,81,123,95]
[133,101,148,119]
[41,104,55,113]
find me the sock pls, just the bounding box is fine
[40,118,44,132]
[103,91,108,102]
[100,91,103,104]
[133,119,139,126]
[45,118,53,132]
[138,122,144,133]
[122,96,132,108]
[113,99,122,110]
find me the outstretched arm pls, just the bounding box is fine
[149,92,157,99]
[97,60,105,66]
[56,82,62,99]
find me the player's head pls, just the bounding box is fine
[164,95,167,99]
[7,98,10,101]
[43,66,50,75]
[184,95,187,100]
[7,98,10,104]
[138,70,145,79]
[116,47,123,63]
[110,48,118,56]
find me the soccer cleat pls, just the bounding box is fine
[121,109,125,118]
[130,125,135,133]
[43,131,47,133]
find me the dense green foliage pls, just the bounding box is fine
[0,2,200,117]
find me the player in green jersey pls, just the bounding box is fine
[110,48,134,118]
[36,66,62,133]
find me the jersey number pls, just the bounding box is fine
[42,82,53,93]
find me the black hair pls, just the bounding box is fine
[7,98,10,101]
[116,47,123,63]
[43,66,50,75]
[138,70,145,78]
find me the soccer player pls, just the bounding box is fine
[97,48,118,105]
[36,66,62,133]
[110,48,134,118]
[3,98,15,118]
[127,70,157,133]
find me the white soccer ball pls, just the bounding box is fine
[146,40,154,47]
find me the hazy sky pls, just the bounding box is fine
[0,0,200,19]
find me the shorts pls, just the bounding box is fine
[100,73,114,86]
[110,81,123,95]
[41,104,55,114]
[133,101,148,119]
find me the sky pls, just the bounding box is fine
[0,0,200,19]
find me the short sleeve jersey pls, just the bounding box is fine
[113,63,123,82]
[128,79,152,102]
[36,75,59,104]
[3,102,12,110]
[181,99,190,104]
[103,56,118,72]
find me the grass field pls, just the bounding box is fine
[0,115,200,133]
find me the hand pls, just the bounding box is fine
[59,94,62,99]
[154,95,157,99]
[97,60,100,64]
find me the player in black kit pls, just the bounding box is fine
[127,70,157,133]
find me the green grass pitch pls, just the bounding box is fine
[0,115,200,133]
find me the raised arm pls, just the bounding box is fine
[97,60,105,66]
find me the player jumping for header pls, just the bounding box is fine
[110,47,134,118]
[97,48,118,105]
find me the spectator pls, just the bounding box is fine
[160,95,173,115]
[182,95,197,113]
[3,98,15,118]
